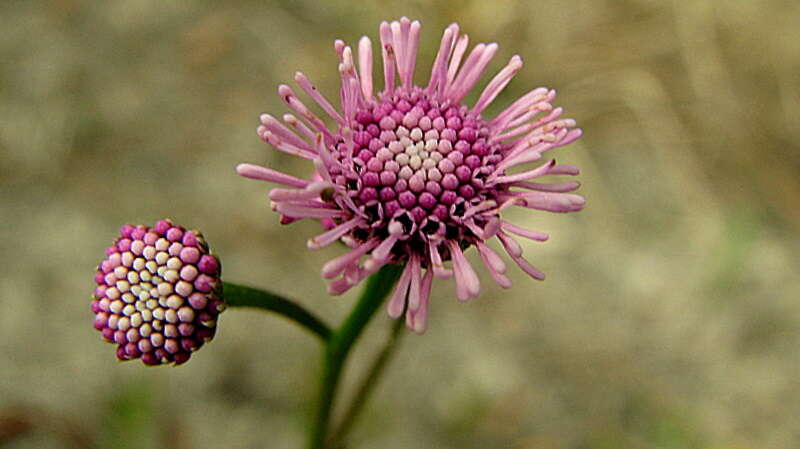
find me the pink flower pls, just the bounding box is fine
[239,18,584,333]
[91,220,224,365]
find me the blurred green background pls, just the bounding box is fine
[2,0,800,448]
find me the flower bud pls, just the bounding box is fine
[91,219,224,365]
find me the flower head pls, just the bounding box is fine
[239,18,584,333]
[91,219,224,365]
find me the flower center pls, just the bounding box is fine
[331,88,502,237]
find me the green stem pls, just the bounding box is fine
[223,282,332,341]
[331,316,406,448]
[308,264,404,449]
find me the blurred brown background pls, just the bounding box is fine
[2,0,800,448]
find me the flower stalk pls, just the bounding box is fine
[331,313,406,448]
[309,264,404,449]
[223,282,332,341]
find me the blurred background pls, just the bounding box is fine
[2,0,800,448]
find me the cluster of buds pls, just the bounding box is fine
[91,220,224,365]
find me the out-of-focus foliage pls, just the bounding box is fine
[2,1,800,448]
